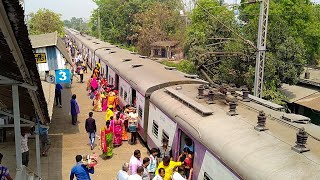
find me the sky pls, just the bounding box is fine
[24,0,97,20]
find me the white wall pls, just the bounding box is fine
[148,103,177,147]
[108,67,116,87]
[118,76,131,106]
[136,91,145,127]
[198,151,239,180]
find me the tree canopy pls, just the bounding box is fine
[64,17,90,34]
[29,8,65,37]
[89,0,320,104]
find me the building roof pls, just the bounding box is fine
[150,41,179,47]
[295,93,320,111]
[29,32,72,65]
[299,68,320,87]
[0,0,49,123]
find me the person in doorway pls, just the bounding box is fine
[70,94,80,125]
[172,166,193,180]
[156,156,183,180]
[183,137,194,152]
[129,150,142,175]
[128,166,144,180]
[85,112,97,150]
[141,157,151,180]
[100,120,113,158]
[158,138,172,162]
[21,128,33,167]
[152,168,165,180]
[106,105,114,122]
[55,83,63,108]
[183,150,193,179]
[147,148,158,179]
[117,162,129,180]
[0,153,13,180]
[70,155,94,180]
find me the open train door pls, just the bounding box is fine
[115,74,119,89]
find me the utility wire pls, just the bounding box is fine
[195,1,257,50]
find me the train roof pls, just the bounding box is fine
[150,84,320,180]
[65,28,206,96]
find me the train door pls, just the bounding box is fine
[178,130,195,179]
[115,74,119,89]
[131,88,136,107]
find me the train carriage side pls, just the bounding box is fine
[149,84,320,180]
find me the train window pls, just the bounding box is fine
[204,172,213,180]
[162,130,169,142]
[120,87,123,98]
[124,91,128,101]
[152,121,159,138]
[138,106,143,120]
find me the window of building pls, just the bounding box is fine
[204,172,213,180]
[138,106,143,120]
[124,91,127,101]
[162,130,169,142]
[152,121,158,138]
[120,87,124,98]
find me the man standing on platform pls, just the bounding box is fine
[70,94,80,125]
[55,83,63,108]
[85,112,96,150]
[70,155,94,180]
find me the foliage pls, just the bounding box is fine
[131,2,185,55]
[160,60,197,74]
[64,17,90,34]
[29,9,65,37]
[90,0,184,54]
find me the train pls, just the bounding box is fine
[65,28,320,180]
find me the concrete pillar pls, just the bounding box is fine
[12,85,22,172]
[35,132,41,179]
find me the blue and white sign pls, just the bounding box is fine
[55,69,71,84]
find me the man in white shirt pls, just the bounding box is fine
[21,130,32,167]
[128,166,144,180]
[117,162,129,180]
[172,166,193,180]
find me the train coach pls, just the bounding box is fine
[65,28,320,180]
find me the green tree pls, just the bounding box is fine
[29,8,65,37]
[131,2,185,55]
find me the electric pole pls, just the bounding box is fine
[253,0,270,98]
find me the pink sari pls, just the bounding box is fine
[102,97,108,112]
[111,119,122,146]
[91,78,98,90]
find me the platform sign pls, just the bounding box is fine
[55,69,71,84]
[34,53,47,64]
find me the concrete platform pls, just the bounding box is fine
[0,71,149,179]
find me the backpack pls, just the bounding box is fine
[128,121,137,132]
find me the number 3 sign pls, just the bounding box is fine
[55,69,71,84]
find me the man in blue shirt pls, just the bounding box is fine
[70,155,94,180]
[55,83,63,108]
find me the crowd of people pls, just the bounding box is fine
[116,137,194,180]
[64,37,194,180]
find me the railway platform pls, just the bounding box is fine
[0,70,149,180]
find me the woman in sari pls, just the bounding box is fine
[107,91,116,110]
[120,110,128,141]
[111,113,122,146]
[100,120,113,158]
[101,88,108,112]
[92,91,102,112]
[91,77,98,92]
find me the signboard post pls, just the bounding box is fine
[55,69,71,84]
[34,53,47,64]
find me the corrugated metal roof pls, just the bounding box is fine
[29,32,58,48]
[29,32,72,65]
[0,0,49,123]
[295,93,320,111]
